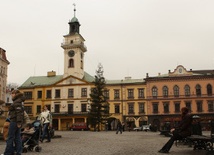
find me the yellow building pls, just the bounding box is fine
[106,77,147,130]
[19,8,94,131]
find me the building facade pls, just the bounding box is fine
[0,47,10,130]
[145,65,214,130]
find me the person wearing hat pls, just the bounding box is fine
[4,89,25,155]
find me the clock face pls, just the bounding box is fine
[68,50,75,57]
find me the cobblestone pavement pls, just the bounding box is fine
[0,131,209,155]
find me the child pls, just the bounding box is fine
[22,123,35,144]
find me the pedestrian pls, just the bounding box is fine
[38,105,52,143]
[4,89,25,155]
[158,107,193,153]
[122,122,125,132]
[116,120,122,134]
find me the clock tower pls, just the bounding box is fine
[61,4,87,79]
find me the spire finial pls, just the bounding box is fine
[73,3,76,17]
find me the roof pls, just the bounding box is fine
[19,72,95,89]
[19,75,63,88]
[70,17,79,23]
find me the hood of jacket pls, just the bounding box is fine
[12,92,25,103]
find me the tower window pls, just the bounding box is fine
[69,59,74,67]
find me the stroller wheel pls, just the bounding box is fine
[27,146,34,151]
[35,146,42,152]
[22,147,28,153]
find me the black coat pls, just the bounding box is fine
[175,113,193,137]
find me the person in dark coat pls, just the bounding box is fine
[158,107,193,153]
[4,89,25,155]
[116,120,123,134]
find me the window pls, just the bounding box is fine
[139,102,145,114]
[207,84,212,96]
[36,105,41,114]
[24,91,32,100]
[115,104,120,114]
[173,85,179,97]
[152,86,158,98]
[37,91,42,99]
[81,104,87,112]
[185,101,192,112]
[46,105,51,112]
[68,88,74,98]
[138,88,145,98]
[114,89,120,99]
[128,89,134,99]
[55,104,60,113]
[196,101,203,112]
[162,86,168,97]
[24,106,32,114]
[163,102,169,113]
[196,84,201,96]
[68,104,73,114]
[55,89,61,98]
[208,101,214,112]
[69,59,74,67]
[81,60,83,69]
[104,90,109,99]
[46,90,52,99]
[184,85,190,97]
[128,103,134,114]
[152,103,158,113]
[81,88,87,97]
[174,102,180,113]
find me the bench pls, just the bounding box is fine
[186,120,214,154]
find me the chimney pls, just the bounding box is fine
[47,71,56,77]
[146,73,149,78]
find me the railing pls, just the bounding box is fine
[61,42,87,51]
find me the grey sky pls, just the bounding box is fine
[1,0,214,85]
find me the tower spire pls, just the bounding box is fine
[73,3,76,17]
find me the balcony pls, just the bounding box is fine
[61,41,87,52]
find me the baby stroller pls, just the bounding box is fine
[22,120,42,153]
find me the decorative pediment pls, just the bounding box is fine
[56,76,87,85]
[169,65,192,76]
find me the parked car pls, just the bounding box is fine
[70,122,89,131]
[133,125,150,131]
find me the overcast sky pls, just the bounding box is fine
[1,0,214,85]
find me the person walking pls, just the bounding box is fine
[158,107,193,153]
[39,105,52,143]
[116,120,122,134]
[4,89,25,155]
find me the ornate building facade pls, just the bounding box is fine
[145,65,214,130]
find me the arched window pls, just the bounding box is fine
[195,84,201,96]
[162,86,168,97]
[207,84,212,96]
[69,59,74,67]
[173,85,179,97]
[152,86,158,98]
[184,85,190,96]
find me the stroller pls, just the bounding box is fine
[22,120,42,153]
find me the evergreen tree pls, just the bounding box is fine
[88,63,110,131]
